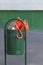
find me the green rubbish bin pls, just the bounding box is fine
[4,19,26,65]
[7,29,25,55]
[4,19,26,55]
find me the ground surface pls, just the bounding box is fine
[0,29,43,65]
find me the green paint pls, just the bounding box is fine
[31,11,43,30]
[0,11,43,30]
[7,30,25,55]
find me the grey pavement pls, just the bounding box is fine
[0,29,43,65]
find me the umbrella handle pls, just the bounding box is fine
[16,29,23,39]
[15,23,23,39]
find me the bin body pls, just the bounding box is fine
[7,29,25,55]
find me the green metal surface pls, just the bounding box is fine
[7,30,25,55]
[31,11,43,30]
[0,11,31,28]
[0,11,43,30]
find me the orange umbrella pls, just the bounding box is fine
[16,19,30,32]
[23,19,30,32]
